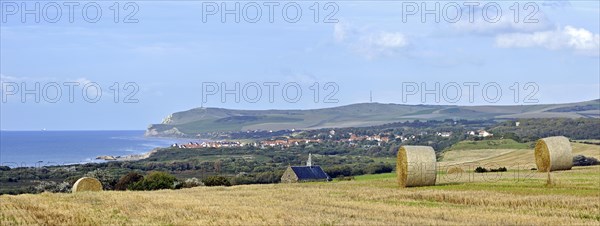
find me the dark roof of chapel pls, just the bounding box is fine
[290,166,330,181]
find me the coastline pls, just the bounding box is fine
[96,148,161,162]
[95,137,249,161]
[93,133,204,162]
[95,136,209,162]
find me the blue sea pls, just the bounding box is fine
[0,131,194,167]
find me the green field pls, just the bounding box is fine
[446,139,530,151]
[354,172,395,181]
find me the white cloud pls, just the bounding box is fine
[450,5,551,35]
[0,74,17,83]
[564,26,600,51]
[0,75,98,85]
[0,75,103,101]
[496,26,600,56]
[541,0,571,8]
[333,23,347,42]
[357,32,409,58]
[74,78,93,85]
[72,78,105,99]
[0,75,57,83]
[368,32,408,48]
[333,23,409,59]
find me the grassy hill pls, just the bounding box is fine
[146,99,600,136]
[2,143,599,225]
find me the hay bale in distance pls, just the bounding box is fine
[534,136,572,172]
[72,177,103,193]
[447,166,464,174]
[397,145,437,187]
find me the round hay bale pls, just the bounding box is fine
[397,145,437,187]
[72,177,103,193]
[534,136,572,172]
[447,166,464,174]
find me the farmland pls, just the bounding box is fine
[1,142,598,225]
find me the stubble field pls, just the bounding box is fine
[1,143,599,225]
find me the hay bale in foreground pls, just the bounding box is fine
[72,177,103,193]
[534,136,572,172]
[397,145,437,187]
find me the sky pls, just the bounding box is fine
[0,0,599,130]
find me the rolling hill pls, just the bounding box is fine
[145,99,600,137]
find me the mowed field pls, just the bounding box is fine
[440,142,600,169]
[1,143,599,225]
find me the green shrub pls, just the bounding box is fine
[115,172,144,191]
[32,181,71,193]
[202,176,231,186]
[324,165,352,178]
[474,166,488,173]
[130,171,178,190]
[183,177,204,188]
[365,163,394,174]
[351,167,365,176]
[475,166,507,173]
[84,169,117,190]
[230,171,282,185]
[173,181,184,189]
[489,167,507,172]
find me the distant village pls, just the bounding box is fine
[172,128,494,149]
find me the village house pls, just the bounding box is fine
[479,130,493,137]
[348,133,391,143]
[467,130,494,138]
[348,133,363,142]
[260,138,321,148]
[395,135,410,142]
[366,135,380,141]
[281,154,331,183]
[437,132,452,137]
